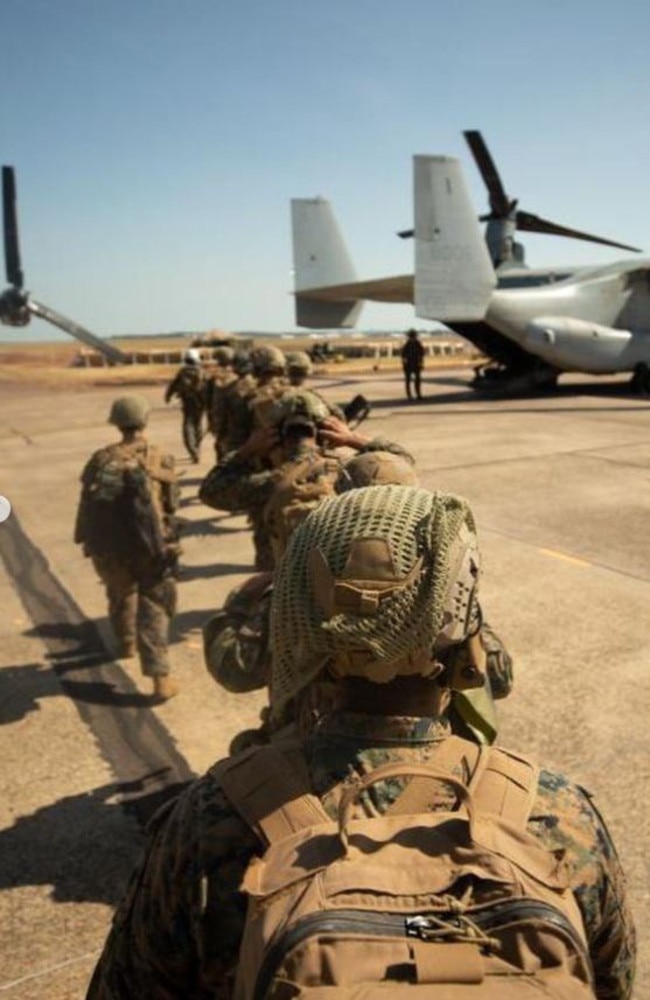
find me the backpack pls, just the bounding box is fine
[215,735,596,1000]
[78,446,168,562]
[263,453,340,563]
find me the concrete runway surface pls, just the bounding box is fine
[1,366,648,998]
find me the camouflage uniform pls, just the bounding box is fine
[75,439,179,677]
[86,712,635,999]
[208,368,238,459]
[216,372,257,456]
[164,363,207,462]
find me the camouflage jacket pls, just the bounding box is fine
[218,374,258,453]
[199,436,415,517]
[165,365,207,412]
[86,713,635,1000]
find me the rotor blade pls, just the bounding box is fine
[397,227,414,239]
[515,210,641,253]
[2,166,24,288]
[28,299,130,365]
[463,130,511,218]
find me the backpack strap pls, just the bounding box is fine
[385,736,480,815]
[470,746,539,829]
[214,741,330,847]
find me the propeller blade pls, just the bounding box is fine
[3,166,24,289]
[515,210,641,253]
[28,299,130,365]
[463,130,511,217]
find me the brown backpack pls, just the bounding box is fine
[215,735,596,1000]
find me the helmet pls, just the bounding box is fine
[213,346,235,366]
[285,351,313,375]
[341,451,419,490]
[108,395,150,430]
[270,486,480,710]
[252,345,286,376]
[183,348,202,365]
[233,349,252,375]
[270,389,330,432]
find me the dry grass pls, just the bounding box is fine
[0,336,476,388]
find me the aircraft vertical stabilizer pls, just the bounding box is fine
[414,156,496,322]
[291,198,363,328]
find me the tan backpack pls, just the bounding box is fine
[215,735,596,1000]
[263,453,340,563]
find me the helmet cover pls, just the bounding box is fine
[108,395,150,430]
[270,485,480,710]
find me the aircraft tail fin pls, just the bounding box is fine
[291,198,363,328]
[414,156,496,321]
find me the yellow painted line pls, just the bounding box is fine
[538,547,592,568]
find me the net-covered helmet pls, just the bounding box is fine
[213,346,235,366]
[341,451,419,490]
[108,395,150,430]
[270,485,480,710]
[233,349,252,375]
[285,350,313,375]
[252,345,287,376]
[269,389,330,433]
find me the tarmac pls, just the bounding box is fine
[1,365,649,998]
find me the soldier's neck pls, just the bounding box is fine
[121,429,147,445]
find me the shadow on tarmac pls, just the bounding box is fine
[177,516,244,538]
[0,772,191,905]
[178,561,252,582]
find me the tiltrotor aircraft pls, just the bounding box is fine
[1,166,128,364]
[291,131,643,393]
[412,154,650,392]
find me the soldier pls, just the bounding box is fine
[199,388,414,568]
[205,345,237,459]
[285,349,313,386]
[74,396,180,701]
[164,348,207,462]
[216,349,258,456]
[401,327,426,400]
[86,486,635,998]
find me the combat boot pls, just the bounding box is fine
[153,675,179,701]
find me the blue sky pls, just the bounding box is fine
[3,0,650,342]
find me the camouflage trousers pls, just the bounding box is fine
[91,554,177,677]
[181,405,204,463]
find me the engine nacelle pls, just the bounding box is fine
[524,316,633,373]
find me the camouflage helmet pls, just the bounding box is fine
[252,344,287,376]
[270,388,330,433]
[108,395,150,430]
[341,451,419,490]
[285,350,313,375]
[232,349,252,375]
[270,485,480,710]
[213,346,235,366]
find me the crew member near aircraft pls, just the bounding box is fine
[401,327,425,400]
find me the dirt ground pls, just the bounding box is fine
[1,360,648,997]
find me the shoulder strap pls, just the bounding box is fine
[471,746,539,829]
[214,741,330,847]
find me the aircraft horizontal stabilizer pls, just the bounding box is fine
[414,156,496,322]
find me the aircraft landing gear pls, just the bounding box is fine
[630,363,650,395]
[471,360,559,396]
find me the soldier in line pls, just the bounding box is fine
[164,348,207,463]
[215,349,258,457]
[199,388,414,569]
[86,486,635,997]
[285,349,314,387]
[74,396,180,701]
[205,346,237,460]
